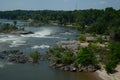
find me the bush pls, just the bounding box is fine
[61,52,73,65]
[78,35,86,41]
[73,61,79,67]
[0,23,17,32]
[105,42,120,73]
[75,47,98,66]
[30,51,40,63]
[105,60,117,73]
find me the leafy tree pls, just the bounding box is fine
[75,47,97,66]
[61,52,73,65]
[105,42,120,73]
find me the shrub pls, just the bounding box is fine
[75,47,98,66]
[61,52,73,65]
[105,60,117,73]
[78,34,86,41]
[30,51,40,63]
[105,42,120,73]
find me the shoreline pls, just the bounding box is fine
[96,65,120,80]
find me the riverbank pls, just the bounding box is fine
[48,40,101,72]
[96,65,120,80]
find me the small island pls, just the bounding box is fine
[0,21,33,34]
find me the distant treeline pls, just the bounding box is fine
[0,7,120,39]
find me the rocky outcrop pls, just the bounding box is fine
[49,62,98,72]
[0,50,27,63]
[0,50,47,63]
[10,30,33,35]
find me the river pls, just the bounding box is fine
[0,19,102,80]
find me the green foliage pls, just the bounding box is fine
[73,61,79,67]
[105,42,120,73]
[75,47,97,66]
[105,60,117,73]
[97,36,104,44]
[61,52,73,64]
[0,7,119,36]
[78,34,86,41]
[0,23,17,32]
[29,51,40,63]
[109,42,120,62]
[49,45,73,64]
[53,50,62,58]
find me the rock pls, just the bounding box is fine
[28,57,33,62]
[56,64,64,68]
[10,31,34,35]
[64,66,70,71]
[78,68,83,72]
[70,65,77,72]
[49,62,56,67]
[78,64,82,68]
[0,50,28,63]
[59,67,64,70]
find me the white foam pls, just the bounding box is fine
[9,40,26,47]
[0,35,21,42]
[0,34,26,47]
[31,45,50,49]
[21,29,52,38]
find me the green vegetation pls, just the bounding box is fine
[105,42,120,73]
[0,23,17,32]
[49,46,98,67]
[50,41,120,73]
[78,34,86,42]
[75,47,98,66]
[61,52,73,65]
[49,46,73,64]
[0,8,119,39]
[29,51,40,63]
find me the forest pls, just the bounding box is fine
[0,7,120,40]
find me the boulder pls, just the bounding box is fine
[56,64,64,68]
[64,66,70,71]
[70,65,77,72]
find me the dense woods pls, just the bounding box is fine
[0,7,120,40]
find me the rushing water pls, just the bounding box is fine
[0,19,102,80]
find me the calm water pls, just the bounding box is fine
[0,19,102,80]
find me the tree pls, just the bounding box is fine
[61,52,73,65]
[105,42,120,73]
[75,47,97,66]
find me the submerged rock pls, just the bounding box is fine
[10,30,34,35]
[0,50,28,63]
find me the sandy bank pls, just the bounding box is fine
[96,65,120,80]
